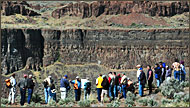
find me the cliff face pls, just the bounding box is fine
[1,1,40,16]
[52,1,189,18]
[1,28,189,74]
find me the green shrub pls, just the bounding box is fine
[180,81,189,88]
[147,98,158,107]
[125,91,136,107]
[138,98,148,106]
[173,92,185,102]
[58,98,74,105]
[160,78,184,99]
[107,99,120,107]
[161,98,173,105]
[48,100,57,107]
[78,100,91,107]
[182,94,189,102]
[1,98,9,104]
[1,104,7,107]
[31,93,42,103]
[34,103,41,107]
[90,99,98,104]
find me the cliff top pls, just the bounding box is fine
[1,1,189,30]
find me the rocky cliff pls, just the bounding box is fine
[52,1,189,18]
[1,1,40,16]
[1,28,189,74]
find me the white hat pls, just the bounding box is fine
[48,76,52,78]
[136,64,141,68]
[76,76,79,79]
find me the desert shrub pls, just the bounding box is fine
[78,100,91,107]
[90,99,98,104]
[164,101,189,107]
[31,93,42,103]
[1,98,9,104]
[125,91,136,107]
[58,98,74,105]
[160,78,184,99]
[107,99,120,107]
[173,92,186,102]
[48,100,57,107]
[147,98,158,107]
[24,102,35,107]
[180,81,189,88]
[182,94,189,102]
[161,98,173,105]
[1,104,6,107]
[34,103,41,107]
[138,98,148,106]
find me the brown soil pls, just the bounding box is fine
[109,12,170,26]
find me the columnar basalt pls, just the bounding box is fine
[1,28,189,74]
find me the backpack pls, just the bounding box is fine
[110,76,115,86]
[86,82,91,91]
[122,77,128,85]
[5,79,12,88]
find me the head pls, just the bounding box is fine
[48,76,52,79]
[29,74,33,79]
[174,58,179,62]
[86,77,89,80]
[139,67,143,72]
[180,61,184,65]
[12,73,16,78]
[113,72,116,76]
[99,74,102,77]
[108,72,112,77]
[136,64,141,69]
[147,65,151,69]
[122,72,125,76]
[102,75,106,79]
[24,74,27,78]
[76,76,79,80]
[117,73,120,77]
[64,75,68,79]
[159,63,163,68]
[166,66,169,70]
[155,63,159,68]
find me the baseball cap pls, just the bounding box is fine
[76,76,79,79]
[64,75,68,78]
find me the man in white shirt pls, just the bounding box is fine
[8,73,16,105]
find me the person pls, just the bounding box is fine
[154,63,161,87]
[172,58,181,81]
[120,73,127,99]
[147,65,153,95]
[70,76,81,101]
[126,78,135,93]
[50,80,56,102]
[60,75,70,100]
[180,61,186,82]
[159,62,166,84]
[43,76,53,104]
[138,68,146,97]
[8,73,16,105]
[84,77,91,100]
[18,74,28,106]
[96,74,103,103]
[108,72,114,100]
[113,72,119,99]
[136,64,141,79]
[117,74,122,95]
[101,75,110,103]
[166,66,172,81]
[27,74,35,104]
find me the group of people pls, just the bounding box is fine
[5,58,186,105]
[136,59,186,97]
[6,74,35,106]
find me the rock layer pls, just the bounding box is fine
[1,28,189,74]
[52,1,189,18]
[1,1,40,16]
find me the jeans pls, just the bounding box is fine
[181,72,186,82]
[97,88,102,102]
[20,88,26,106]
[44,87,50,104]
[113,85,118,98]
[84,89,90,100]
[60,87,67,100]
[48,88,54,103]
[27,89,33,104]
[8,87,16,104]
[174,70,180,81]
[156,79,160,87]
[117,86,121,93]
[148,81,152,94]
[52,93,56,101]
[109,86,113,99]
[74,89,81,101]
[122,85,126,99]
[139,81,144,96]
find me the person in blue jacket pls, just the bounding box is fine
[70,76,81,101]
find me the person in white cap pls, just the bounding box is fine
[43,76,53,104]
[136,65,141,79]
[70,76,81,101]
[84,77,91,100]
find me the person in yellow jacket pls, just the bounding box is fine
[96,74,103,102]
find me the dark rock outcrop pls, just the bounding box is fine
[1,28,189,74]
[52,1,189,18]
[1,1,41,16]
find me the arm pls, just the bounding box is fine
[96,79,98,86]
[148,71,152,80]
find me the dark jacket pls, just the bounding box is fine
[60,78,70,89]
[139,71,146,85]
[27,78,35,89]
[147,69,153,82]
[154,67,161,79]
[114,76,119,85]
[18,78,27,89]
[101,77,109,90]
